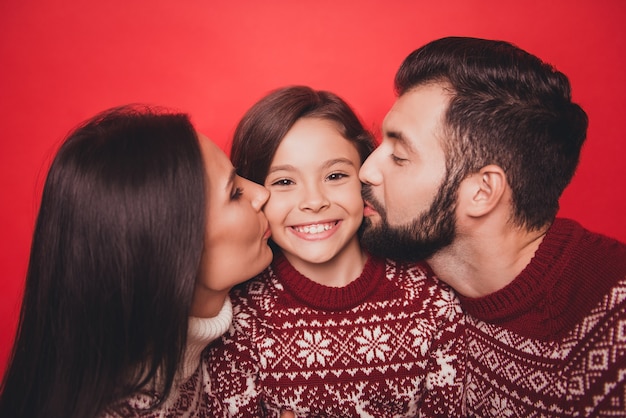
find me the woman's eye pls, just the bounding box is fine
[230,187,243,200]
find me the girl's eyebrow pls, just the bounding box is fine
[322,158,356,169]
[268,158,355,175]
[267,164,297,175]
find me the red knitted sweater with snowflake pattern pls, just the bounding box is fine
[459,218,626,417]
[205,254,466,417]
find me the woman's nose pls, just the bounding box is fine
[248,180,270,211]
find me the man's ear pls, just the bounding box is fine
[459,164,507,218]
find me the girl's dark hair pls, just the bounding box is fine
[230,85,375,185]
[0,104,206,417]
[395,36,588,230]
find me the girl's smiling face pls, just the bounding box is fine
[263,118,364,273]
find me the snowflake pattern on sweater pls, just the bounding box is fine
[206,254,466,417]
[460,219,626,417]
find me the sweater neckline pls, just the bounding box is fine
[459,219,578,320]
[458,218,626,339]
[273,251,386,311]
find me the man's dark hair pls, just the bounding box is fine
[395,36,588,229]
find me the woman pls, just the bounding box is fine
[0,104,273,417]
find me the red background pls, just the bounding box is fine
[1,1,625,377]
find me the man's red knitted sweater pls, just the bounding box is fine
[459,218,626,417]
[206,253,466,417]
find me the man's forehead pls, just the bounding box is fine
[381,90,430,137]
[382,85,451,148]
[382,97,410,131]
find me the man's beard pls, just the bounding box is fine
[360,175,459,262]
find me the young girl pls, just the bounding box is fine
[206,86,465,417]
[0,105,273,417]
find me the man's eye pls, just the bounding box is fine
[391,154,408,165]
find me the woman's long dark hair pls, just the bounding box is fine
[0,105,206,417]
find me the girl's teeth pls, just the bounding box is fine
[296,223,333,234]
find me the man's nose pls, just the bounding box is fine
[359,149,383,185]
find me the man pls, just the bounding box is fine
[359,36,626,417]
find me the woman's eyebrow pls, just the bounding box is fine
[225,168,237,191]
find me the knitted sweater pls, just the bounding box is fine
[206,253,466,417]
[102,298,233,417]
[459,218,626,417]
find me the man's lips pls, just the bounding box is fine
[363,201,378,217]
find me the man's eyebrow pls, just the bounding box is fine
[385,129,415,153]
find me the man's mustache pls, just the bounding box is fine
[361,184,386,216]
